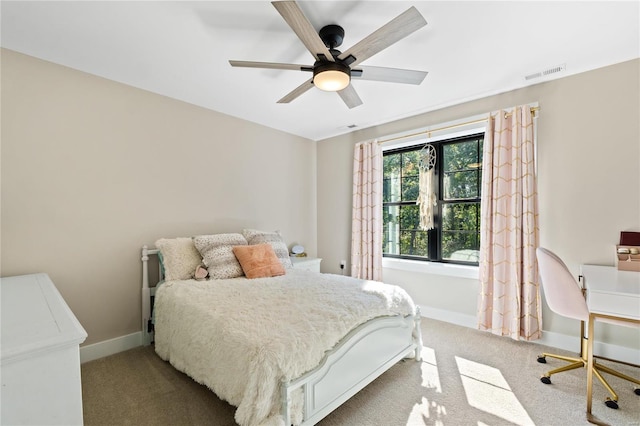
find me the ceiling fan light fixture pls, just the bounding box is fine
[313,62,351,92]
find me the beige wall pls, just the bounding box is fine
[3,47,638,352]
[1,49,317,345]
[317,59,640,350]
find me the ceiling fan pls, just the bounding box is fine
[229,1,428,109]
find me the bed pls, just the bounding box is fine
[141,232,422,426]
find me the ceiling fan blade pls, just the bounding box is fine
[337,85,363,109]
[277,78,315,103]
[272,1,335,62]
[353,66,428,85]
[338,6,427,67]
[229,60,312,72]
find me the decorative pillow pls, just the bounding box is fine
[242,229,293,269]
[154,238,202,281]
[194,233,248,279]
[232,243,285,279]
[194,264,209,281]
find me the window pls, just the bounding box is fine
[383,133,484,265]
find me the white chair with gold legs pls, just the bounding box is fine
[536,247,640,410]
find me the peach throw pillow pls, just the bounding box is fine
[232,243,286,279]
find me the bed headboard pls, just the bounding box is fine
[141,245,161,346]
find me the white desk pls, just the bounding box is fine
[580,265,640,422]
[581,264,640,320]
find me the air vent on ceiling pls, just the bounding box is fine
[525,64,566,81]
[346,124,358,129]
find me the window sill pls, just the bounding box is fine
[382,257,479,280]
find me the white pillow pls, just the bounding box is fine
[194,233,248,279]
[242,229,293,269]
[155,238,202,281]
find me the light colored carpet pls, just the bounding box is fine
[81,318,640,425]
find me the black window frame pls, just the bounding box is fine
[382,133,484,266]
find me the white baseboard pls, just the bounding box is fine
[420,305,477,329]
[80,332,142,364]
[419,305,640,365]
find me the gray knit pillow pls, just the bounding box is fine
[242,229,293,269]
[194,233,248,279]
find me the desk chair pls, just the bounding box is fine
[536,247,640,409]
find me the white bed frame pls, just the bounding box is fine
[141,245,422,425]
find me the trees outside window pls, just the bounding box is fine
[383,134,483,265]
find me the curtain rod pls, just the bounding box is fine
[378,106,540,145]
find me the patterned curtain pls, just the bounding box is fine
[477,106,542,341]
[351,140,383,280]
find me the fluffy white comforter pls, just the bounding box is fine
[154,269,416,426]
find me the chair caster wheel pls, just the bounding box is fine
[537,356,547,364]
[540,376,551,384]
[605,399,619,409]
[634,388,640,396]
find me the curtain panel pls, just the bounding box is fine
[478,106,542,341]
[351,140,383,281]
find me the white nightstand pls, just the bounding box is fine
[290,257,322,273]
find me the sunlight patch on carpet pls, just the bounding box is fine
[455,356,534,426]
[420,346,442,392]
[407,396,446,425]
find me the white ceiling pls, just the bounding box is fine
[2,1,638,141]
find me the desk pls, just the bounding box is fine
[581,265,640,320]
[580,265,640,424]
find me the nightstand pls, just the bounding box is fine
[290,257,322,273]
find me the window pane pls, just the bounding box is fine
[402,175,419,201]
[383,154,401,203]
[400,229,429,257]
[443,140,480,171]
[443,139,482,200]
[444,170,479,199]
[441,203,480,261]
[401,151,420,202]
[399,205,428,257]
[401,151,420,177]
[383,205,400,255]
[383,204,429,258]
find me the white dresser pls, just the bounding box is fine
[1,273,88,425]
[290,257,322,273]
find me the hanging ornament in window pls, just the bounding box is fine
[417,144,437,230]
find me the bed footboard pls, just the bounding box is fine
[282,310,421,425]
